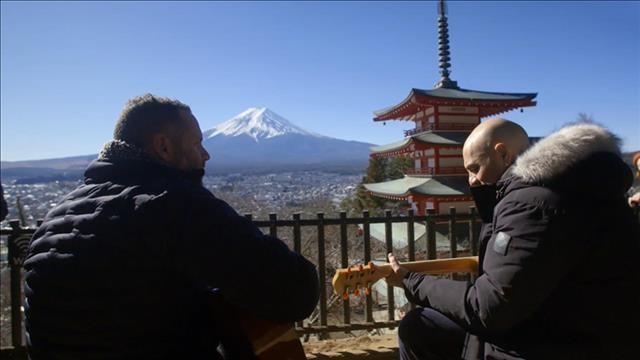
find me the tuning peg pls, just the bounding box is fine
[343,285,351,299]
[358,264,364,271]
[346,267,352,273]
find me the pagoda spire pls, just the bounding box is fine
[434,0,458,89]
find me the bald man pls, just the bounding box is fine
[388,119,639,360]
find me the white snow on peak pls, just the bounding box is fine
[204,107,323,141]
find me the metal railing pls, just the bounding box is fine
[1,208,480,350]
[3,205,639,357]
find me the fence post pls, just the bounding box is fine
[362,210,373,323]
[293,213,301,254]
[269,213,277,237]
[448,207,457,258]
[407,209,415,262]
[384,210,394,322]
[339,211,350,325]
[426,209,436,260]
[292,213,303,328]
[9,220,24,348]
[469,206,478,256]
[316,212,327,329]
[407,209,416,310]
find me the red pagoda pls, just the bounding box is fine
[365,0,537,216]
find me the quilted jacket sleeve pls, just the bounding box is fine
[401,193,581,335]
[172,188,319,323]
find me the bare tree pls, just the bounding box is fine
[577,112,595,122]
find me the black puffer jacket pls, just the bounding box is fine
[24,149,319,359]
[402,123,640,359]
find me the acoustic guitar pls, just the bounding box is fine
[241,317,305,360]
[332,256,479,299]
[206,292,306,360]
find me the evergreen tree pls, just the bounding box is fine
[387,156,412,179]
[365,156,387,183]
[342,156,411,214]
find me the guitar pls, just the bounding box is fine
[332,256,479,299]
[206,292,306,360]
[241,317,305,360]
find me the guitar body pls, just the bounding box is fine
[241,317,305,360]
[206,291,305,360]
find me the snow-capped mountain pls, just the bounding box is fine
[0,107,374,179]
[202,108,373,172]
[204,107,323,141]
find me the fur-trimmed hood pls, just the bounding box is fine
[512,122,622,184]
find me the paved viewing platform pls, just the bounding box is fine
[304,334,398,359]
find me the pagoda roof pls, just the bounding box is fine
[364,175,469,198]
[374,87,537,121]
[371,131,468,155]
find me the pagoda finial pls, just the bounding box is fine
[434,0,458,89]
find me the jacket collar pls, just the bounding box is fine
[496,166,517,202]
[86,140,204,185]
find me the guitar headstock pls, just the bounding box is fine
[332,262,387,299]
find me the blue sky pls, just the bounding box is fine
[1,1,639,161]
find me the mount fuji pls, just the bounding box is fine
[204,107,322,141]
[202,107,373,173]
[0,107,373,180]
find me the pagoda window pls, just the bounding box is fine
[426,201,435,210]
[427,158,435,168]
[438,106,479,114]
[410,201,418,213]
[439,114,479,125]
[439,157,463,167]
[439,148,462,156]
[415,159,422,170]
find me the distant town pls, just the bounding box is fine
[0,171,362,227]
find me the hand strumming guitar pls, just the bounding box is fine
[385,252,410,288]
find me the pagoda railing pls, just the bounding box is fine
[405,167,435,175]
[405,167,466,176]
[407,123,476,132]
[404,127,426,137]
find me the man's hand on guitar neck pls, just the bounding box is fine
[386,252,410,288]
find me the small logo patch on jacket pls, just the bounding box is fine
[493,232,511,255]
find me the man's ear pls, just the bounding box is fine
[150,133,175,164]
[494,143,510,163]
[494,142,515,165]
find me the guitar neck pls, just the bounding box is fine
[375,256,479,277]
